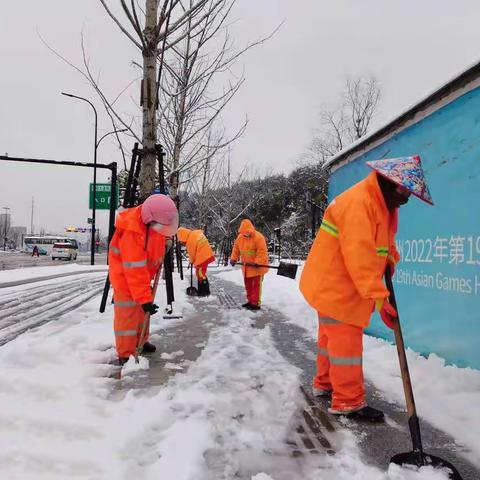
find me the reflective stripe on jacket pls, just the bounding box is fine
[108,206,165,304]
[230,219,269,278]
[300,171,400,328]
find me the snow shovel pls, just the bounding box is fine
[240,262,298,280]
[135,266,162,364]
[186,263,198,296]
[385,267,463,479]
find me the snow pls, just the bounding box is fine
[0,265,472,479]
[219,266,480,467]
[0,263,107,284]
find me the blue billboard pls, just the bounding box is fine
[329,87,480,369]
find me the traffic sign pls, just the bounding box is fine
[89,183,119,210]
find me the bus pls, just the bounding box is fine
[23,236,79,255]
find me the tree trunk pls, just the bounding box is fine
[140,0,159,199]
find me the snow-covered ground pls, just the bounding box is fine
[0,263,107,284]
[0,265,473,479]
[218,266,480,468]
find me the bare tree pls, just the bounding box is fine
[307,75,381,163]
[42,1,278,199]
[158,0,281,202]
[98,0,231,197]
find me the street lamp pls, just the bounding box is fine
[61,92,98,266]
[97,128,127,149]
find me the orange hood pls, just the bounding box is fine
[115,206,145,235]
[177,227,191,243]
[238,219,255,234]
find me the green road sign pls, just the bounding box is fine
[89,183,119,210]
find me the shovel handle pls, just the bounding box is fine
[238,262,278,269]
[135,265,162,363]
[385,266,424,457]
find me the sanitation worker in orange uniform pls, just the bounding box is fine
[177,227,215,296]
[108,194,179,365]
[300,156,433,421]
[230,219,269,310]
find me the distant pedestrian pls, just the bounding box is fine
[108,194,179,365]
[300,156,433,422]
[230,219,268,310]
[32,245,39,257]
[177,227,215,296]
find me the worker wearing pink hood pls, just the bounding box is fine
[108,194,178,364]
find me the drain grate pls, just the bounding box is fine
[216,290,241,310]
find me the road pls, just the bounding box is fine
[0,251,107,270]
[0,272,105,346]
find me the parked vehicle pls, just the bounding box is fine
[51,242,78,261]
[24,236,79,255]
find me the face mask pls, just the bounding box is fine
[150,222,166,233]
[148,212,179,236]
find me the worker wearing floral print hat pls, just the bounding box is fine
[300,156,433,422]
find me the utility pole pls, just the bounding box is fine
[30,197,34,234]
[2,206,11,251]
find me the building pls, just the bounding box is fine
[10,226,27,249]
[325,61,480,370]
[0,213,11,248]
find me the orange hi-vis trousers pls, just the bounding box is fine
[243,275,263,306]
[313,315,365,412]
[195,260,210,281]
[113,293,149,358]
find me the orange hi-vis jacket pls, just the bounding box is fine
[108,206,166,305]
[231,220,269,278]
[177,227,215,266]
[300,172,400,328]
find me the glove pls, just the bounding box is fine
[141,302,159,315]
[375,298,397,329]
[229,259,237,267]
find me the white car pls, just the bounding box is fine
[51,242,78,261]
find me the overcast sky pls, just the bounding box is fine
[1,0,480,236]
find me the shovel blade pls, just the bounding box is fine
[186,286,198,296]
[391,452,463,480]
[277,262,298,280]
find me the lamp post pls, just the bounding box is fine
[61,92,98,265]
[97,129,127,149]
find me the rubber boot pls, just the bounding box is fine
[142,342,157,353]
[197,279,210,297]
[329,404,384,423]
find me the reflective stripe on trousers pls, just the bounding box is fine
[113,294,148,358]
[195,262,209,281]
[313,315,365,411]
